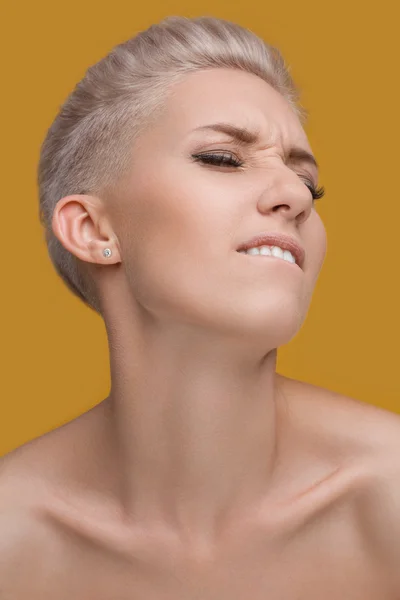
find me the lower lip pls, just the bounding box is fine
[236,252,302,270]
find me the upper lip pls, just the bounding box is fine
[236,232,305,269]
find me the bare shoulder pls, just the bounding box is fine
[0,473,59,595]
[277,374,400,588]
[0,449,57,542]
[0,400,110,505]
[0,497,50,559]
[0,409,100,585]
[276,373,400,460]
[0,402,118,584]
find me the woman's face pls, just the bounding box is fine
[111,68,326,345]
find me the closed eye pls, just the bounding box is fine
[191,152,243,168]
[303,181,325,201]
[192,152,325,201]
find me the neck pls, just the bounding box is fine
[103,316,290,550]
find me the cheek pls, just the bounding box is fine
[304,211,327,283]
[114,169,231,305]
[116,166,193,251]
[123,163,241,256]
[314,212,327,267]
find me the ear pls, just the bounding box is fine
[51,195,121,264]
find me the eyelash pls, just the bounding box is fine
[192,152,325,201]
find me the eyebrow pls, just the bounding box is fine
[193,122,319,171]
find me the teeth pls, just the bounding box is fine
[271,246,284,259]
[239,245,296,264]
[283,250,296,263]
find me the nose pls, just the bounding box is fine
[257,166,313,226]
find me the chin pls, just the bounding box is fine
[194,298,308,346]
[242,309,305,346]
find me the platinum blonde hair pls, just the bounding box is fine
[38,15,306,316]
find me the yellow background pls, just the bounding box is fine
[2,0,399,456]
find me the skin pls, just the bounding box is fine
[2,67,400,599]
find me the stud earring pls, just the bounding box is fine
[103,248,112,258]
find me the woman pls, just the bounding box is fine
[1,15,400,599]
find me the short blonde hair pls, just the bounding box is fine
[38,15,306,315]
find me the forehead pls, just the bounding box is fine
[156,67,310,152]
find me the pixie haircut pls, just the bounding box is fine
[38,15,306,316]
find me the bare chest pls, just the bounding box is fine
[2,503,392,600]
